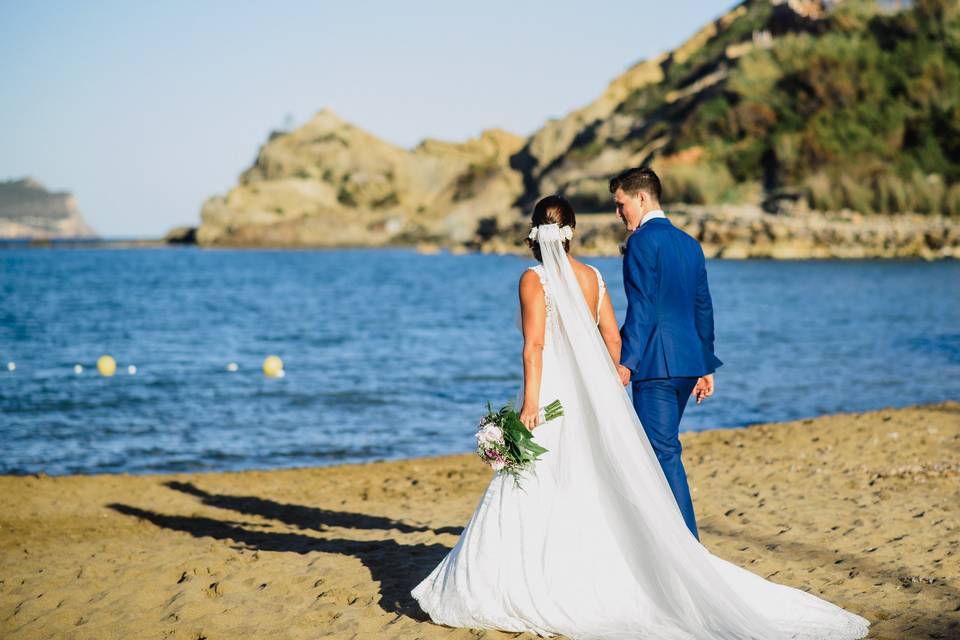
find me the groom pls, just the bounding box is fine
[610,167,722,541]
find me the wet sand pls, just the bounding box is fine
[1,402,957,639]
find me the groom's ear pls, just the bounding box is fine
[635,189,647,209]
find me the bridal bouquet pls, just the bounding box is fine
[475,399,563,485]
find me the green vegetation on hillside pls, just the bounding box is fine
[627,0,960,214]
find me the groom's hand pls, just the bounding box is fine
[616,364,631,386]
[693,374,715,404]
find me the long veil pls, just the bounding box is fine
[533,223,869,640]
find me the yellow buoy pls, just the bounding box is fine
[97,355,117,377]
[262,355,284,378]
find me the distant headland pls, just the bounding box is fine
[0,178,97,240]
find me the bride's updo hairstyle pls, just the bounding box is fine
[526,195,576,263]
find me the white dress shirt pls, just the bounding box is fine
[640,209,667,226]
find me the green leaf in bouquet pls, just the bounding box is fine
[523,440,548,457]
[476,399,556,484]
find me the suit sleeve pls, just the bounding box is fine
[694,247,723,373]
[620,232,657,373]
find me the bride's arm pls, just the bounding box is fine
[518,270,546,431]
[597,288,622,366]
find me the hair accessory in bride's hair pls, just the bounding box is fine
[528,224,574,242]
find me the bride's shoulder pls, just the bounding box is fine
[579,260,602,276]
[519,265,545,293]
[568,258,597,276]
[520,264,543,279]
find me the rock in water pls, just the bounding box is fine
[164,226,197,244]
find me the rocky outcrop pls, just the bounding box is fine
[475,206,960,260]
[197,109,524,248]
[164,226,197,244]
[0,178,97,239]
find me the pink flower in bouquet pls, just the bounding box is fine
[490,458,506,471]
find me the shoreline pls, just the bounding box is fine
[1,401,958,639]
[3,240,959,262]
[5,206,960,261]
[5,401,959,481]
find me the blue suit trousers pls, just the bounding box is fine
[631,376,700,540]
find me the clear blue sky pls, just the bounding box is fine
[1,0,738,237]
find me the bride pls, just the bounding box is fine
[411,196,869,639]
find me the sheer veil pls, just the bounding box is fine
[532,223,869,640]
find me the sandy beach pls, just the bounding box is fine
[1,402,957,639]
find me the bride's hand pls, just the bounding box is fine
[519,403,540,431]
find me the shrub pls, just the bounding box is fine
[337,187,357,207]
[912,172,946,214]
[805,172,838,211]
[772,133,801,183]
[728,50,782,100]
[373,192,400,208]
[838,175,875,213]
[661,162,736,204]
[944,182,960,216]
[872,172,911,214]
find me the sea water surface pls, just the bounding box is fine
[2,248,958,475]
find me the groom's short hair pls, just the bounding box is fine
[609,167,662,202]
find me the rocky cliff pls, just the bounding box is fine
[0,178,97,239]
[197,110,524,248]
[194,0,960,258]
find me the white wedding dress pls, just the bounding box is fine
[411,224,869,639]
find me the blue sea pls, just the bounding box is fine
[2,248,958,476]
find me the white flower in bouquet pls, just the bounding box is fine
[477,422,505,445]
[484,424,504,444]
[474,399,563,487]
[476,418,494,439]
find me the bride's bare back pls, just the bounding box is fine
[517,254,621,429]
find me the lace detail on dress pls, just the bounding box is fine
[527,265,557,329]
[588,265,606,319]
[518,264,557,342]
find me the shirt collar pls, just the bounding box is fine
[639,209,666,226]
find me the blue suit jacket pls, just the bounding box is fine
[620,217,722,380]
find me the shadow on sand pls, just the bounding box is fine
[163,480,463,536]
[108,481,466,619]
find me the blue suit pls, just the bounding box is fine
[620,216,722,540]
